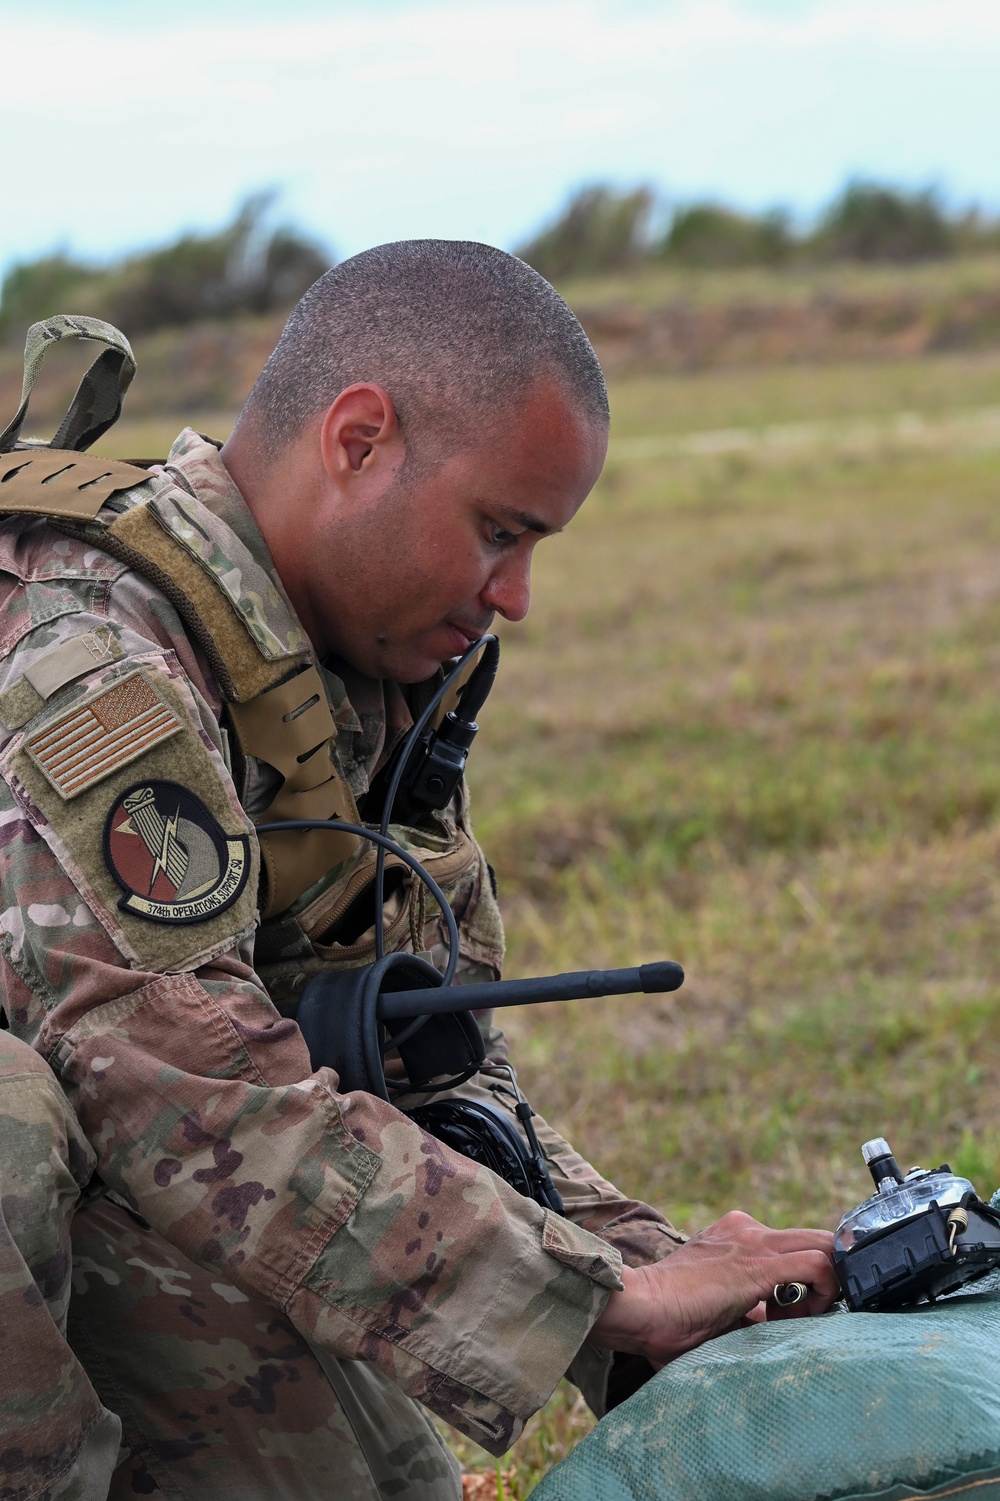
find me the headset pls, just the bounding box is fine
[260,636,684,1215]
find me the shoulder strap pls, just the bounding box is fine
[83,503,363,916]
[103,503,297,703]
[0,315,137,454]
[94,503,363,914]
[0,314,362,915]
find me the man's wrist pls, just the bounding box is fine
[587,1264,649,1355]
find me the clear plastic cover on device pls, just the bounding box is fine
[834,1168,975,1252]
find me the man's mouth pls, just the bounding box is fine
[445,621,492,651]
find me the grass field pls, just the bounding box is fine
[483,360,1000,1219]
[83,340,1000,1497]
[455,351,1000,1494]
[559,253,1000,312]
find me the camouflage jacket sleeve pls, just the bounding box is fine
[404,1055,688,1418]
[0,555,622,1458]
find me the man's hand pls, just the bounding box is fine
[589,1210,837,1367]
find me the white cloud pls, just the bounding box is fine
[2,0,999,269]
[7,0,999,104]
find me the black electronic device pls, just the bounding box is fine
[408,1097,566,1215]
[263,636,686,1218]
[401,636,500,811]
[834,1136,1000,1312]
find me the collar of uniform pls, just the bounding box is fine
[323,658,414,800]
[144,428,311,666]
[161,428,286,588]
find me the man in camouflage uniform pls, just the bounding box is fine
[0,246,837,1501]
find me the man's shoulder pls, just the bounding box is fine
[0,509,127,584]
[0,515,137,705]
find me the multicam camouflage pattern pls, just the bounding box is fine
[0,1035,121,1501]
[149,433,311,663]
[0,315,137,454]
[0,1037,461,1501]
[0,430,680,1495]
[70,1195,463,1500]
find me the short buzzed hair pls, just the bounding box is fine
[235,240,608,463]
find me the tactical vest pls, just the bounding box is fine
[0,316,504,1007]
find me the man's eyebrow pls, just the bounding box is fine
[490,504,562,536]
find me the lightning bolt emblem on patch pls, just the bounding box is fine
[149,804,182,896]
[105,779,251,927]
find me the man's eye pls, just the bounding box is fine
[489,523,517,546]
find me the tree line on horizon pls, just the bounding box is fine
[3,180,999,343]
[517,180,1000,282]
[0,193,329,345]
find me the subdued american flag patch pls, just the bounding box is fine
[26,672,183,800]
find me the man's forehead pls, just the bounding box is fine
[486,378,607,458]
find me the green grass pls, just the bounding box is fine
[558,252,1000,311]
[476,430,1000,1231]
[605,352,1000,437]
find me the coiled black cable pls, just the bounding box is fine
[256,818,460,983]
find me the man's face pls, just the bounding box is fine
[309,380,608,682]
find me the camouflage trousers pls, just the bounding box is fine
[0,1036,461,1501]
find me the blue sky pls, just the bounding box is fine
[3,0,999,276]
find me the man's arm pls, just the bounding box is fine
[0,618,627,1457]
[422,1047,836,1408]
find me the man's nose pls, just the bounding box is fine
[482,555,531,622]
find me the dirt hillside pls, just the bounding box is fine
[4,256,1000,437]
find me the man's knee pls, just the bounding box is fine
[0,1035,95,1291]
[0,1028,56,1080]
[0,1036,96,1200]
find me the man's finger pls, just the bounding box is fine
[768,1290,837,1320]
[749,1225,836,1254]
[764,1258,840,1318]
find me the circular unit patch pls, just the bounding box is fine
[104,780,250,924]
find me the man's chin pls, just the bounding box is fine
[368,643,454,685]
[352,627,489,684]
[392,653,456,685]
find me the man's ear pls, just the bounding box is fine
[319,384,401,481]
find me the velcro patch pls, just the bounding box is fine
[24,626,123,701]
[26,671,182,799]
[5,659,259,973]
[104,780,250,924]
